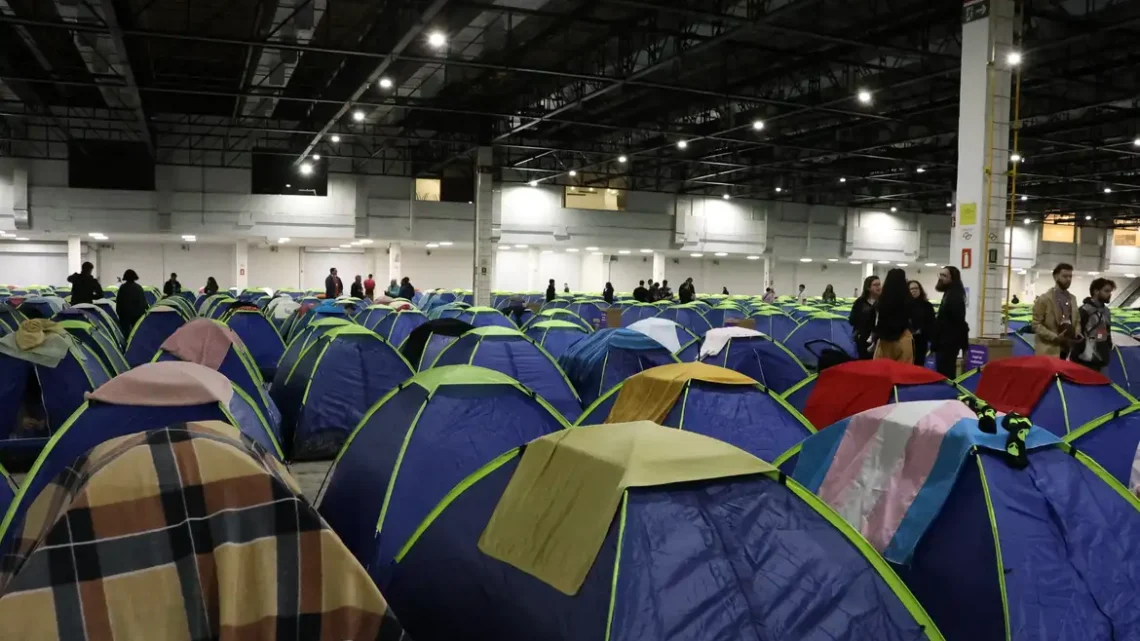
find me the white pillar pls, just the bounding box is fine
[388,243,402,285]
[952,0,1015,337]
[235,239,248,291]
[473,146,494,306]
[652,252,665,284]
[67,235,82,274]
[526,248,540,291]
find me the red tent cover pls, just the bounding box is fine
[804,359,947,429]
[975,355,1108,415]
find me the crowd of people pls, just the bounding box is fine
[324,268,415,300]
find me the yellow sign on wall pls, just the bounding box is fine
[959,202,977,226]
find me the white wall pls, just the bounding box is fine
[95,243,234,290]
[249,246,301,289]
[0,242,73,286]
[404,248,472,290]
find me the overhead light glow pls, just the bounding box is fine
[715,252,728,257]
[339,244,351,248]
[1009,153,1021,163]
[1127,273,1138,278]
[752,120,765,131]
[690,253,704,258]
[1021,195,1028,201]
[639,249,653,253]
[352,110,365,122]
[1006,51,1022,66]
[541,249,554,254]
[617,155,628,163]
[775,187,782,193]
[800,258,813,263]
[878,260,891,264]
[591,251,603,255]
[747,255,760,260]
[947,202,953,208]
[722,193,731,200]
[1105,187,1113,193]
[182,235,196,242]
[514,244,528,249]
[299,163,313,175]
[88,232,104,238]
[566,248,579,253]
[677,140,688,150]
[498,246,511,251]
[528,180,539,187]
[427,32,447,48]
[586,246,599,251]
[916,167,926,173]
[1134,138,1140,147]
[14,237,29,241]
[828,258,839,262]
[850,260,863,265]
[924,263,938,267]
[618,249,631,254]
[1017,269,1027,275]
[1089,271,1099,276]
[897,263,908,267]
[568,169,578,177]
[1024,218,1032,224]
[331,135,340,143]
[857,89,872,104]
[285,183,291,188]
[278,237,291,243]
[839,177,847,183]
[1086,215,1093,220]
[439,241,453,246]
[379,77,393,89]
[426,243,440,248]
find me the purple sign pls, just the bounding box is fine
[965,344,988,370]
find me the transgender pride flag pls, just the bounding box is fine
[793,399,1060,564]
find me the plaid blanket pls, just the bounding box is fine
[0,421,409,641]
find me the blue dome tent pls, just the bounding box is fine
[453,306,516,329]
[523,320,589,361]
[792,399,1140,641]
[373,309,428,347]
[357,304,394,332]
[782,312,857,369]
[522,308,591,332]
[1065,405,1140,489]
[400,318,477,371]
[697,327,808,394]
[618,303,657,326]
[317,366,568,573]
[270,325,413,459]
[82,301,124,345]
[655,304,713,336]
[1106,332,1140,397]
[0,361,279,558]
[565,301,608,330]
[0,338,110,465]
[785,359,965,420]
[273,317,353,390]
[224,309,285,380]
[431,327,582,421]
[957,355,1136,437]
[285,301,347,343]
[372,423,943,641]
[559,328,681,405]
[627,317,698,355]
[156,319,282,441]
[124,306,187,368]
[0,306,25,335]
[576,363,814,462]
[54,318,129,376]
[703,304,747,328]
[749,308,800,341]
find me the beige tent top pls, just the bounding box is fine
[478,421,774,594]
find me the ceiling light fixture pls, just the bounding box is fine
[715,252,728,257]
[618,249,631,254]
[541,249,554,254]
[331,135,341,143]
[566,248,579,253]
[427,32,447,48]
[426,243,439,248]
[438,241,453,246]
[568,169,577,177]
[890,206,898,212]
[1006,51,1022,66]
[299,163,313,175]
[285,183,291,188]
[1020,195,1028,201]
[312,154,320,161]
[278,237,291,243]
[514,244,528,249]
[747,255,760,260]
[528,180,538,187]
[800,257,813,263]
[639,249,653,253]
[617,155,628,163]
[1127,273,1138,278]
[775,187,782,193]
[339,244,351,248]
[182,235,196,242]
[352,110,365,122]
[722,193,731,200]
[1134,138,1140,147]
[946,202,953,208]
[1024,217,1032,224]
[14,237,29,241]
[916,167,926,173]
[1009,153,1021,163]
[897,263,908,267]
[1085,215,1093,220]
[878,260,891,264]
[591,251,603,256]
[676,140,689,150]
[498,246,511,251]
[752,120,764,131]
[378,77,393,89]
[1089,271,1099,276]
[857,89,872,104]
[1105,187,1113,193]
[850,260,863,265]
[924,263,938,267]
[839,177,847,183]
[690,253,704,258]
[586,246,599,251]
[87,232,103,238]
[828,258,839,262]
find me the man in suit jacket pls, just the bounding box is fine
[1032,262,1080,358]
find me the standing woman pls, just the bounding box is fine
[602,282,615,304]
[116,269,148,339]
[908,280,936,366]
[872,269,915,363]
[203,276,219,297]
[849,275,881,359]
[822,284,837,304]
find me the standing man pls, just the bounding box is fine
[1072,278,1115,371]
[325,267,342,299]
[163,272,181,296]
[364,273,376,299]
[545,279,557,302]
[632,280,648,303]
[933,266,968,378]
[797,283,807,304]
[678,277,695,304]
[1033,263,1080,358]
[67,261,103,305]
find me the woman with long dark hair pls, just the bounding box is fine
[908,280,935,366]
[872,268,915,363]
[849,275,881,359]
[934,265,969,378]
